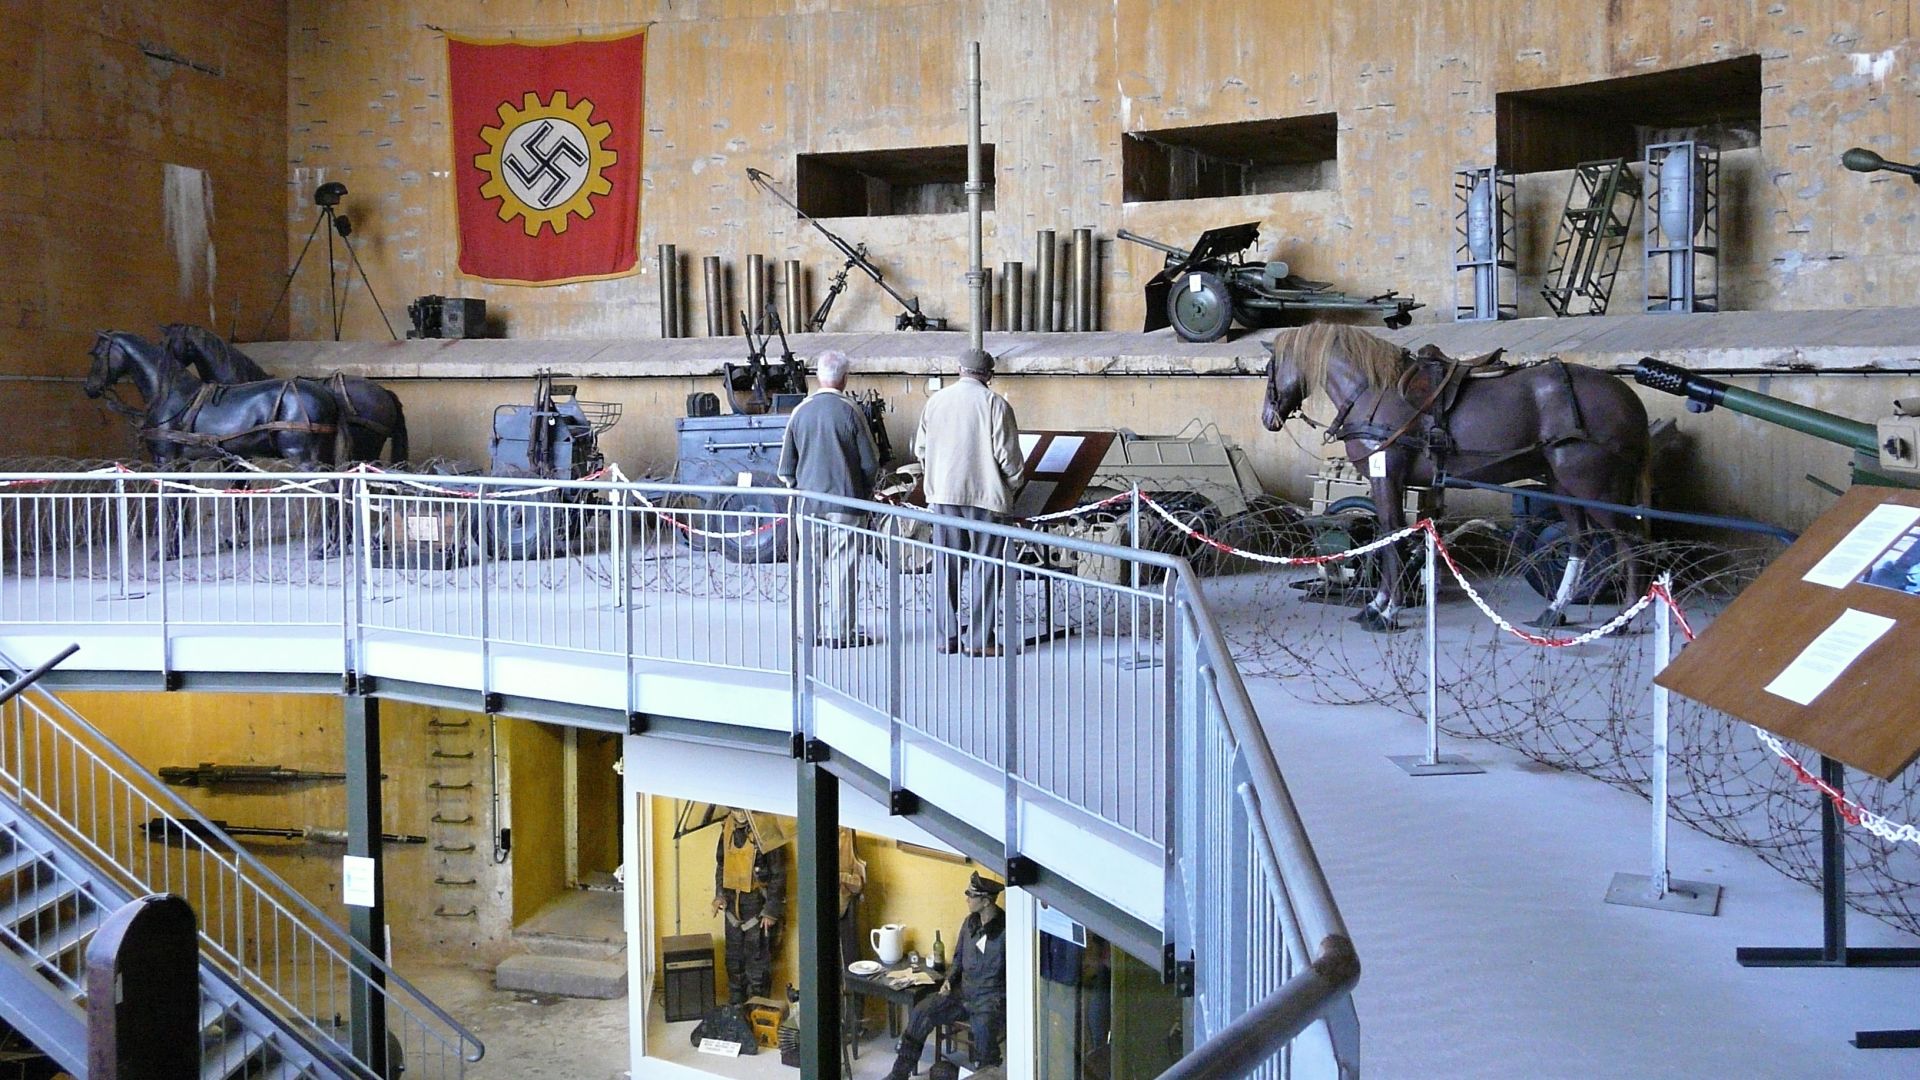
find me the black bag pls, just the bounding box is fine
[688,1005,759,1055]
[928,1062,961,1080]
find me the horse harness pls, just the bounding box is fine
[1327,348,1599,475]
[142,378,337,448]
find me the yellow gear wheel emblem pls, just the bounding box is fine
[474,91,618,237]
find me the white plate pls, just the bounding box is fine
[847,960,883,976]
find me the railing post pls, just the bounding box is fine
[793,499,815,741]
[344,691,389,1076]
[349,477,367,678]
[476,483,492,707]
[619,488,636,718]
[1001,533,1020,862]
[155,481,171,681]
[886,515,905,787]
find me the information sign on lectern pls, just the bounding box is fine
[1656,486,1920,780]
[1655,485,1920,1051]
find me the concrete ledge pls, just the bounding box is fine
[248,308,1920,381]
[494,954,629,999]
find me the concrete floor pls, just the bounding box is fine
[404,959,631,1080]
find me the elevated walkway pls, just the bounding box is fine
[0,469,1359,1078]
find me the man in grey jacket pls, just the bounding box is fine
[912,350,1023,656]
[779,350,883,647]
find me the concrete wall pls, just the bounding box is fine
[284,0,1920,343]
[1,1,288,458]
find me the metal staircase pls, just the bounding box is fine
[0,648,483,1078]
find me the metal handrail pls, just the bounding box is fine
[0,467,1353,1078]
[0,641,484,1072]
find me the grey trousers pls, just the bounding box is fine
[931,503,1007,649]
[813,511,864,639]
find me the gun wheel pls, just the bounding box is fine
[1166,270,1234,343]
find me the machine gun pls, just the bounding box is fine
[145,817,427,846]
[745,167,947,332]
[159,762,350,787]
[725,307,809,415]
[1119,223,1419,342]
[1633,357,1920,490]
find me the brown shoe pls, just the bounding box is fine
[963,644,1003,658]
[937,637,962,655]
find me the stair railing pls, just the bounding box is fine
[0,643,483,1078]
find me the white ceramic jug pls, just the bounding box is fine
[870,923,905,964]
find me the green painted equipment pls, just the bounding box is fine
[1633,357,1920,490]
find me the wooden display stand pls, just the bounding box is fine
[1657,486,1920,1049]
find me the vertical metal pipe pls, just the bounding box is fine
[1650,580,1672,898]
[1002,261,1024,331]
[1423,527,1439,765]
[966,41,985,354]
[1035,230,1056,333]
[702,256,723,337]
[745,253,766,333]
[982,266,994,333]
[344,693,389,1076]
[782,259,804,333]
[1071,227,1094,331]
[795,759,842,1078]
[657,244,678,338]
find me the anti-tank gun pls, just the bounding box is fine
[1118,222,1420,342]
[1632,357,1920,490]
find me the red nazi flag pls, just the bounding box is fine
[447,32,645,285]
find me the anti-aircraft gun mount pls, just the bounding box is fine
[1119,222,1421,343]
[1633,357,1920,491]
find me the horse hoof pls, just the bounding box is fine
[1352,608,1402,634]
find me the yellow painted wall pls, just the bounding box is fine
[1,1,289,458]
[645,797,994,1005]
[285,0,1920,345]
[60,692,520,963]
[506,716,568,925]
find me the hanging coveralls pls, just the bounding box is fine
[715,820,787,1003]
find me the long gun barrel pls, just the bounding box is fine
[146,817,426,846]
[1633,358,1881,456]
[1116,229,1190,261]
[744,168,929,324]
[159,763,351,786]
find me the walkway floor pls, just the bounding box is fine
[1253,672,1920,1079]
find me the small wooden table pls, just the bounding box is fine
[843,961,939,1038]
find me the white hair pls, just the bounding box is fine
[816,350,852,387]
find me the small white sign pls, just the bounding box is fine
[1763,608,1895,706]
[695,1038,742,1058]
[342,855,376,908]
[1802,503,1920,588]
[736,471,753,488]
[1367,449,1387,478]
[1188,273,1203,295]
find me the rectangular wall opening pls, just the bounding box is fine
[795,145,994,217]
[1496,55,1762,174]
[1123,113,1338,203]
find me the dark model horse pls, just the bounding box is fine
[1262,323,1649,631]
[162,324,409,463]
[85,331,343,467]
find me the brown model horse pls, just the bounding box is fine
[1262,323,1650,631]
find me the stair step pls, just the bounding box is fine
[0,877,82,930]
[495,953,627,999]
[29,909,101,969]
[201,1027,270,1080]
[0,843,45,883]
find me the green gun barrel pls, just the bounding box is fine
[1633,358,1881,455]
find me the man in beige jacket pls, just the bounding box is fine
[912,350,1023,656]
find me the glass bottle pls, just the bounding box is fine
[931,930,946,970]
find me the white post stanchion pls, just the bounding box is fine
[1392,525,1481,776]
[100,476,149,601]
[1607,575,1721,915]
[1115,487,1161,671]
